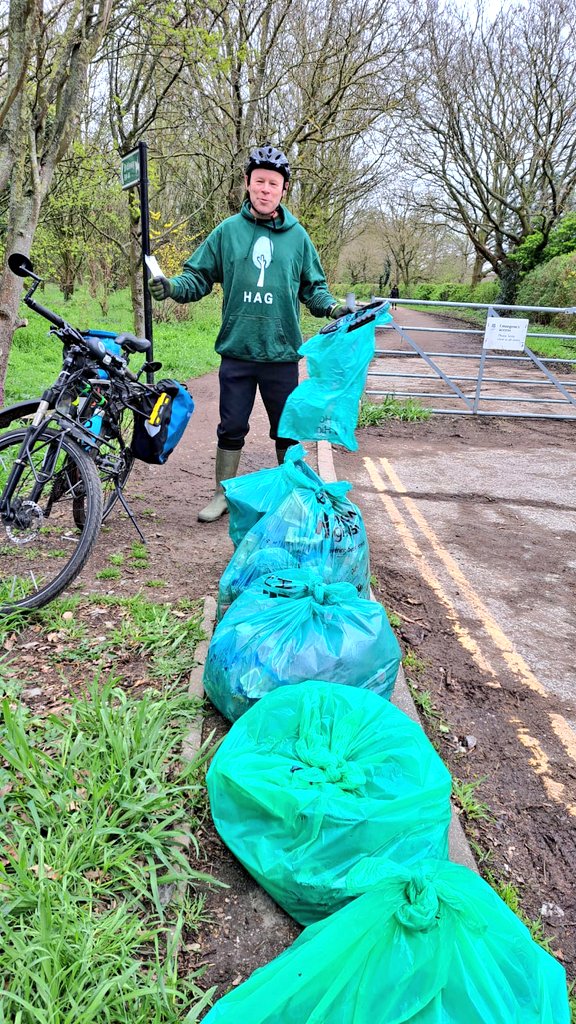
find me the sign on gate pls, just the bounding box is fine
[483,316,529,351]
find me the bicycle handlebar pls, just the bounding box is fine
[23,290,138,382]
[25,295,67,331]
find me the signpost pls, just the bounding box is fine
[120,141,154,379]
[120,149,141,190]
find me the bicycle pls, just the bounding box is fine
[0,253,167,613]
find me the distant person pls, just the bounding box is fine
[148,144,353,523]
[390,283,400,310]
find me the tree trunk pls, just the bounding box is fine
[470,251,485,287]
[495,261,520,308]
[0,190,41,405]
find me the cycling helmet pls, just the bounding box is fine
[245,145,291,182]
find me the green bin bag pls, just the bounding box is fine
[222,444,320,549]
[206,681,451,922]
[202,858,569,1024]
[204,575,401,722]
[217,478,370,616]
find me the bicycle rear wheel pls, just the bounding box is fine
[100,407,136,521]
[72,408,135,528]
[0,428,103,611]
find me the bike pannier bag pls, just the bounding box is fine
[131,379,194,464]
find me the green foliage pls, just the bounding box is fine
[358,397,430,426]
[544,213,576,261]
[409,281,500,304]
[0,679,217,1020]
[508,214,576,273]
[508,231,546,271]
[32,142,130,300]
[516,251,576,329]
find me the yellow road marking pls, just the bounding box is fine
[511,718,576,816]
[364,457,500,684]
[549,713,576,765]
[364,455,576,781]
[378,456,548,698]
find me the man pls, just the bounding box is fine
[148,144,352,522]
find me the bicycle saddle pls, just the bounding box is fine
[115,333,151,354]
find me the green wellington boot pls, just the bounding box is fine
[198,447,241,523]
[276,443,296,465]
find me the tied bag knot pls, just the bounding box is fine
[395,872,440,932]
[294,736,367,790]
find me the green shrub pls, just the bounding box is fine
[410,283,434,300]
[516,252,576,327]
[403,281,498,305]
[472,281,499,303]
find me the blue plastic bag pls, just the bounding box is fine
[216,546,299,620]
[202,857,569,1023]
[207,681,451,924]
[222,444,320,549]
[278,305,391,451]
[204,571,401,721]
[218,477,370,615]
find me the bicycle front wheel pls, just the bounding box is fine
[0,428,103,612]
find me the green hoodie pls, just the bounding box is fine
[168,201,336,362]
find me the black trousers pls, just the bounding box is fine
[217,357,299,451]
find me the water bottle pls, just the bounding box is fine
[84,394,106,437]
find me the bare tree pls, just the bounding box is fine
[0,0,113,400]
[156,0,419,266]
[398,0,576,299]
[96,0,210,332]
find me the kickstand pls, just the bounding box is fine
[114,486,147,543]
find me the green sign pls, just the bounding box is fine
[121,149,140,190]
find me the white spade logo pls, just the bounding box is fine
[252,236,273,288]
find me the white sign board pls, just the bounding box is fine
[483,316,529,351]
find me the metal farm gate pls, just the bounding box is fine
[366,299,576,420]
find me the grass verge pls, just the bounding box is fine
[0,676,217,1022]
[358,396,431,426]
